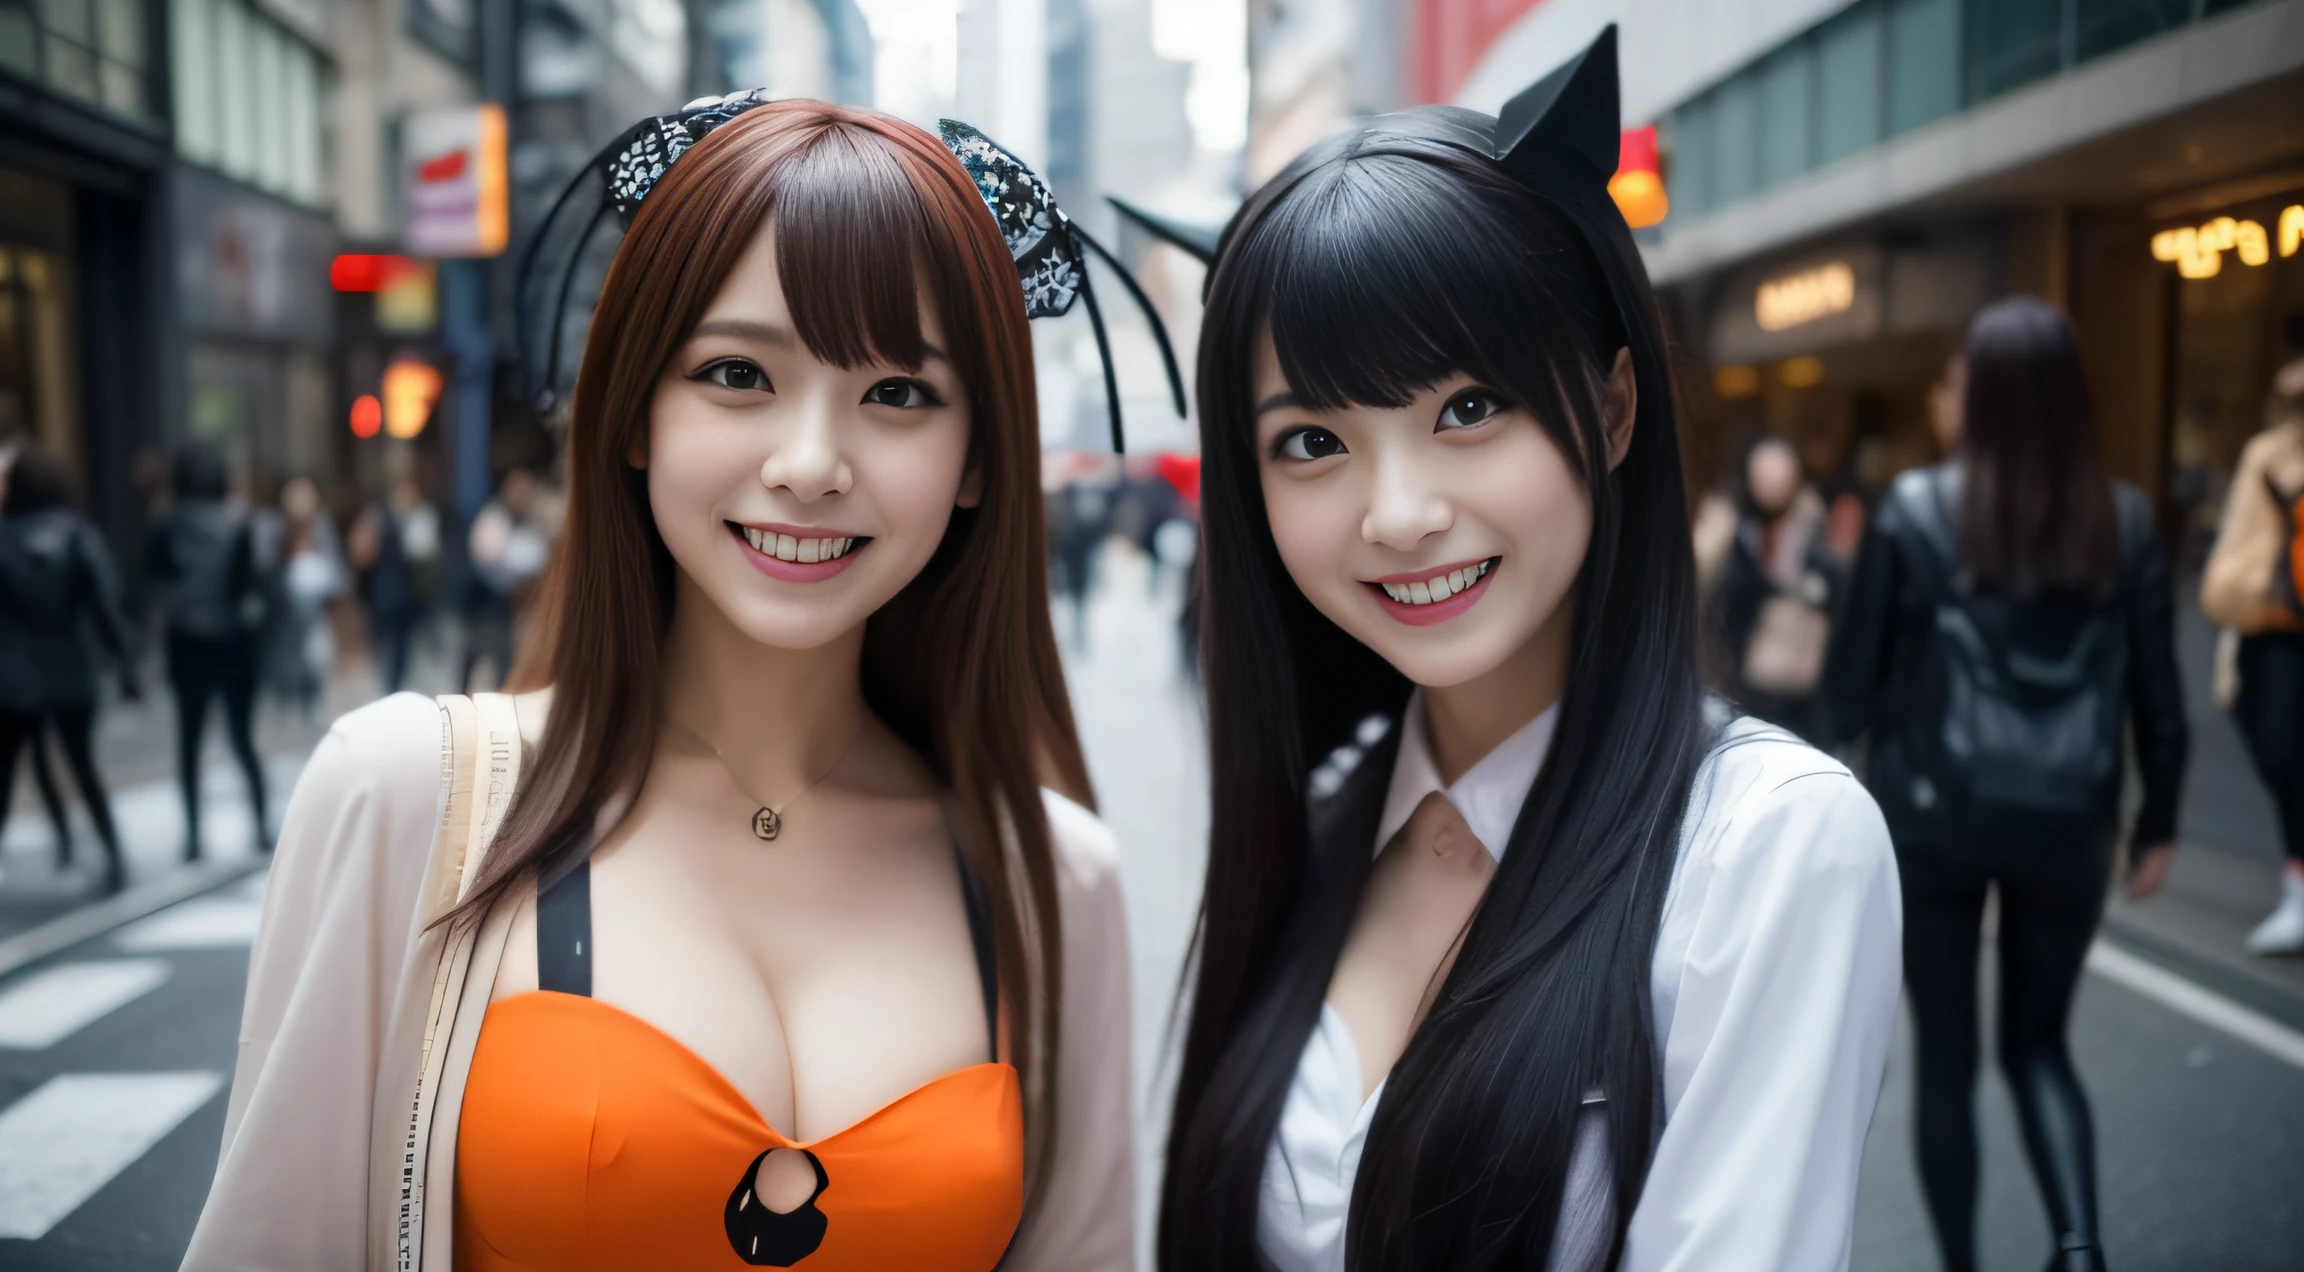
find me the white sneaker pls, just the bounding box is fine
[2245,872,2304,956]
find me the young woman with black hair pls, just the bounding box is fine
[1154,29,1902,1272]
[1823,296,2188,1272]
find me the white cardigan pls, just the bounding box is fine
[1260,700,1903,1272]
[181,689,1136,1271]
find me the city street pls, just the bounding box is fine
[2,547,2299,1270]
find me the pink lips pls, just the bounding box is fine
[728,522,867,583]
[1363,558,1498,627]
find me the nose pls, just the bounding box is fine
[1360,449,1452,550]
[758,394,853,502]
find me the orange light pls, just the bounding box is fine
[382,362,444,439]
[1714,365,1761,398]
[349,393,383,438]
[1611,127,1668,229]
[1780,356,1826,388]
[332,254,420,292]
[476,104,509,257]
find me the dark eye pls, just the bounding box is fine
[864,378,945,409]
[694,359,771,392]
[1275,427,1347,461]
[1438,389,1506,431]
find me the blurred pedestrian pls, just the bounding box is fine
[1709,435,1843,741]
[1822,297,2187,1272]
[460,467,551,692]
[2201,354,2304,956]
[1045,455,1115,650]
[0,444,137,893]
[146,445,271,858]
[349,476,442,696]
[274,476,347,722]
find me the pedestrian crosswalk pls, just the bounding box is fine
[0,1072,225,1239]
[0,871,264,1250]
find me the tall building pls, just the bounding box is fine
[1443,0,2304,554]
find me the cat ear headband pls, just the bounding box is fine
[515,96,1186,452]
[1109,24,1626,275]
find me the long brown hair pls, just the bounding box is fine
[456,101,1092,1191]
[1958,296,2120,598]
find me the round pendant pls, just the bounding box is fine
[752,807,781,840]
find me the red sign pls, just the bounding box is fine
[1412,0,1547,105]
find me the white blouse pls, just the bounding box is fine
[1259,696,1902,1272]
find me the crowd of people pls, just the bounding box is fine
[0,441,558,893]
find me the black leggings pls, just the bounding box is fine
[1901,843,2111,1272]
[168,633,267,857]
[2234,632,2304,865]
[0,706,122,881]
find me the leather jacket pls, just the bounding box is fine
[0,508,132,713]
[1820,463,2187,851]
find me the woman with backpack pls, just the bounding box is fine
[2201,354,2304,955]
[0,444,137,894]
[1822,296,2188,1272]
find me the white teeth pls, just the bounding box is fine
[798,538,820,563]
[1379,560,1495,605]
[773,534,795,561]
[740,528,859,562]
[745,527,764,551]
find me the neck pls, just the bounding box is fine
[658,570,872,790]
[1420,595,1575,786]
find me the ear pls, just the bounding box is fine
[955,460,984,509]
[1602,347,1637,472]
[627,425,649,470]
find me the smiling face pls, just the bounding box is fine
[639,219,978,651]
[1252,331,1610,691]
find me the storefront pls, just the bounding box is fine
[1675,224,2000,501]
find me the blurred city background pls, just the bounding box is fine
[2,0,2302,1268]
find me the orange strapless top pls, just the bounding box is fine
[454,858,1022,1271]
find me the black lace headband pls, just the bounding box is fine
[515,94,1184,452]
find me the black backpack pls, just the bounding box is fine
[1885,467,2131,847]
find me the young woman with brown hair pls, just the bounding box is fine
[183,100,1135,1271]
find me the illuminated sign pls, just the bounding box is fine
[1755,261,1856,332]
[382,361,444,439]
[404,105,509,258]
[349,393,383,439]
[1610,126,1668,230]
[2153,206,2301,279]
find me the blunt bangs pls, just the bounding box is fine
[767,124,943,373]
[1230,137,1614,446]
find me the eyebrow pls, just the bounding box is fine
[1254,389,1302,417]
[690,319,952,367]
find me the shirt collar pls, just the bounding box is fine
[1375,690,1560,861]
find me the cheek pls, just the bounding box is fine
[644,400,748,543]
[857,420,971,537]
[1475,433,1590,588]
[1261,471,1360,598]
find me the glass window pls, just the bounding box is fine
[0,1,34,78]
[1756,41,1814,189]
[1887,0,1959,134]
[1712,72,1760,207]
[215,0,255,180]
[37,0,89,43]
[94,0,138,64]
[286,44,324,206]
[43,30,97,99]
[1817,0,1884,165]
[2075,0,2188,61]
[253,20,288,193]
[1666,96,1713,221]
[1963,0,2062,102]
[172,0,216,161]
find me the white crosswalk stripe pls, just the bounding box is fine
[115,895,264,952]
[0,1071,223,1238]
[0,960,173,1049]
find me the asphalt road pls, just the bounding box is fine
[1,551,2297,1271]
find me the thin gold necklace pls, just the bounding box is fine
[681,719,867,841]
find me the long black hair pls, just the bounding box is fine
[1157,102,1715,1271]
[1957,296,2119,598]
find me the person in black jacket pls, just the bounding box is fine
[0,445,138,893]
[1822,297,2187,1272]
[145,446,270,858]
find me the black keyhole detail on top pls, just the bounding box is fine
[724,1148,829,1266]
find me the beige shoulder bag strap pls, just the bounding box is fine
[396,692,525,1269]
